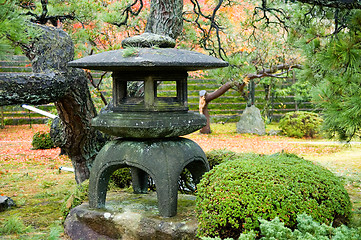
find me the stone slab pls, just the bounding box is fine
[64,191,199,240]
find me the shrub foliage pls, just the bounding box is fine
[201,213,361,240]
[31,131,55,149]
[279,111,323,138]
[111,168,132,188]
[196,153,351,239]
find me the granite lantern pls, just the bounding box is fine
[68,48,227,217]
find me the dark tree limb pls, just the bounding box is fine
[198,63,302,134]
[23,0,75,27]
[297,0,361,9]
[188,0,227,59]
[111,0,144,27]
[85,70,108,106]
[2,23,106,183]
[0,72,68,106]
[199,81,247,134]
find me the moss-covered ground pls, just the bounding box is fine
[0,124,360,239]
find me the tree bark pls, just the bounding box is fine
[0,72,68,106]
[145,0,183,39]
[54,68,105,183]
[1,24,106,183]
[199,82,247,134]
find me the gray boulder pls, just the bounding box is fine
[0,195,16,212]
[236,105,266,135]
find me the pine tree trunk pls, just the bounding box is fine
[1,24,105,183]
[145,0,183,39]
[54,68,105,183]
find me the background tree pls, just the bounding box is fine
[2,0,360,183]
[0,0,188,183]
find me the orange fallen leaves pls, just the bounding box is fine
[0,125,70,176]
[0,124,342,171]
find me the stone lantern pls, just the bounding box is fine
[68,48,227,217]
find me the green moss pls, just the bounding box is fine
[61,180,89,219]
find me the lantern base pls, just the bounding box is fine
[88,137,209,217]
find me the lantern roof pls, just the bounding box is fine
[68,48,228,71]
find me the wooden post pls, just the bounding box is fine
[0,106,4,129]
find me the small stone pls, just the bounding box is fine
[268,130,282,136]
[104,212,111,219]
[0,195,16,212]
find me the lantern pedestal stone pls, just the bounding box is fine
[89,137,208,217]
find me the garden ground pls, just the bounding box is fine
[0,124,361,239]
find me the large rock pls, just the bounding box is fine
[64,191,199,240]
[236,105,266,135]
[0,195,16,212]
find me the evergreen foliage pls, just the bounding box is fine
[201,213,361,240]
[196,153,351,239]
[31,131,55,150]
[279,111,323,138]
[290,6,361,141]
[0,0,39,55]
[111,168,132,188]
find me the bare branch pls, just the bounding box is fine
[85,70,108,106]
[111,0,144,27]
[187,0,228,60]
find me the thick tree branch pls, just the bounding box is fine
[199,81,247,133]
[246,64,302,80]
[198,63,301,134]
[0,72,69,106]
[297,0,361,9]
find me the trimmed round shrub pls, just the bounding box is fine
[196,153,351,239]
[31,131,55,149]
[179,150,239,194]
[206,149,239,170]
[279,111,323,138]
[111,168,132,188]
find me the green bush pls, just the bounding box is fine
[31,131,55,149]
[206,149,239,170]
[279,111,323,138]
[202,213,361,240]
[111,168,132,188]
[178,150,238,194]
[196,153,351,239]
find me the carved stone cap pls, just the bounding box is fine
[68,48,228,71]
[121,33,176,48]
